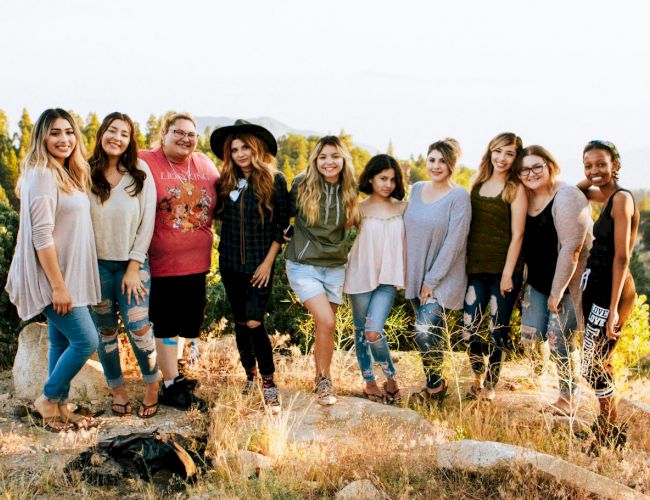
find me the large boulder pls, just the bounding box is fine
[434,440,644,500]
[335,479,388,499]
[12,323,108,401]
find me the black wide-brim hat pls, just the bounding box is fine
[210,119,278,160]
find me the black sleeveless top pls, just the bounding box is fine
[523,196,558,295]
[586,188,634,289]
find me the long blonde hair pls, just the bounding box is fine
[16,108,89,196]
[219,133,278,221]
[471,132,523,203]
[297,136,359,228]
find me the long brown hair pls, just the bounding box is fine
[89,112,145,203]
[471,132,523,203]
[218,133,277,221]
[296,136,360,228]
[16,108,89,197]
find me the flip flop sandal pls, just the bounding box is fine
[363,390,386,404]
[382,382,402,405]
[408,381,448,409]
[111,401,132,417]
[30,412,75,433]
[137,400,159,419]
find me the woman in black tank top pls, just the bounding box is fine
[577,140,640,452]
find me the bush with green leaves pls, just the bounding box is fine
[0,200,22,368]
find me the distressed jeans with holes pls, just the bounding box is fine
[349,285,397,382]
[463,272,522,389]
[90,259,158,388]
[410,299,448,389]
[520,284,579,400]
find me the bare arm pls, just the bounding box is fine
[251,241,282,288]
[500,184,527,296]
[577,178,607,203]
[606,191,635,338]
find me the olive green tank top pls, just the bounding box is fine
[466,183,523,275]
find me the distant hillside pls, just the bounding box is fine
[194,116,379,154]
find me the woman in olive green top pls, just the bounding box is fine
[285,136,359,406]
[463,132,527,400]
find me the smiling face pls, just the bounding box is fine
[46,118,77,165]
[583,148,618,187]
[101,118,131,160]
[518,154,551,192]
[491,143,518,174]
[316,144,344,183]
[426,149,451,181]
[162,118,197,162]
[370,168,396,198]
[230,138,252,170]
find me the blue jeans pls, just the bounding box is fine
[520,284,579,399]
[349,285,397,382]
[410,299,449,389]
[90,260,158,388]
[463,273,522,389]
[43,305,99,402]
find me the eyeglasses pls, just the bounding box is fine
[170,128,198,140]
[518,163,546,178]
[229,178,248,201]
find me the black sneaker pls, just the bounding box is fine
[160,375,207,411]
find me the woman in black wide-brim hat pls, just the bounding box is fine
[211,120,289,413]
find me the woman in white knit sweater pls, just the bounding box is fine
[88,112,158,418]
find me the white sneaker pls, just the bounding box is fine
[315,376,337,406]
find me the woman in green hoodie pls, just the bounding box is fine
[285,136,359,405]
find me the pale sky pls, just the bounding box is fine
[1,0,649,186]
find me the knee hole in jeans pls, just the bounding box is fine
[93,299,113,314]
[465,285,477,306]
[127,306,148,324]
[365,330,381,343]
[131,325,156,351]
[139,269,151,281]
[246,320,262,329]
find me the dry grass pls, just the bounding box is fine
[1,328,649,498]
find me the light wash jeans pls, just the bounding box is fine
[349,285,397,382]
[90,259,158,388]
[43,305,99,402]
[520,284,579,400]
[410,299,449,389]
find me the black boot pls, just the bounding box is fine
[159,375,207,411]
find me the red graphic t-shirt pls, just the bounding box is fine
[139,148,219,277]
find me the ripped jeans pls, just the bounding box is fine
[520,285,579,400]
[410,299,449,389]
[349,285,397,382]
[90,259,158,388]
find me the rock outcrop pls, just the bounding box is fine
[12,323,108,401]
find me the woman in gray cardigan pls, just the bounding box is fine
[514,145,592,416]
[404,138,472,406]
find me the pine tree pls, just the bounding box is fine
[0,111,19,207]
[387,140,395,157]
[133,121,147,150]
[145,114,161,148]
[83,112,101,154]
[17,108,32,162]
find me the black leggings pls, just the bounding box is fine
[221,267,275,376]
[581,273,635,399]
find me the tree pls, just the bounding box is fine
[16,108,32,161]
[83,112,101,154]
[387,140,395,157]
[145,114,161,148]
[0,111,19,208]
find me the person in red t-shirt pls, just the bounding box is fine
[139,112,219,410]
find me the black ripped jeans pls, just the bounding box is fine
[220,267,275,376]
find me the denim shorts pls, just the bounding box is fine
[285,260,345,305]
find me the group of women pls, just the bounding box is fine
[5,108,639,451]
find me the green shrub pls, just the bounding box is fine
[612,294,650,379]
[0,200,22,368]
